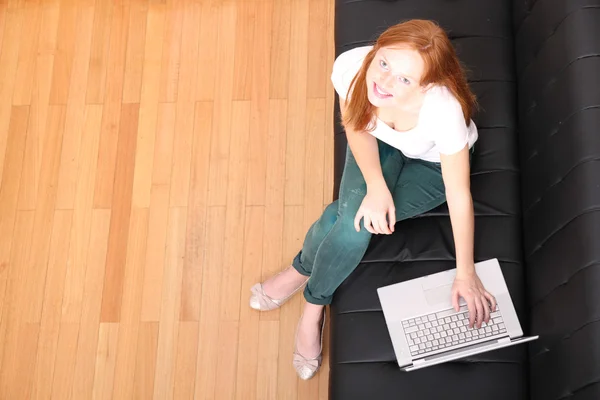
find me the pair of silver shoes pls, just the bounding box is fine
[249,267,326,380]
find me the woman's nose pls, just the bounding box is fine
[379,74,394,90]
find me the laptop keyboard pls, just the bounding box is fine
[402,305,507,357]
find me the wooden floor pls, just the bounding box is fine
[0,0,336,398]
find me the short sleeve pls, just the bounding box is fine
[427,89,470,155]
[330,46,372,100]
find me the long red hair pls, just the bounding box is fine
[341,19,478,133]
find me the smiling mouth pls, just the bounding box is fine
[373,82,393,98]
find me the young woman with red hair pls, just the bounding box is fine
[249,19,497,380]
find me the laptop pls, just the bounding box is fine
[377,258,538,372]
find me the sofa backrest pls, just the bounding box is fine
[512,1,600,399]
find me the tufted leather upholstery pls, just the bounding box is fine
[329,1,600,399]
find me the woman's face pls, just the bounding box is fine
[365,45,427,109]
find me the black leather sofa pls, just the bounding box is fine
[329,1,600,399]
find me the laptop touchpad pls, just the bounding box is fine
[424,284,453,306]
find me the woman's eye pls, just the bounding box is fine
[380,60,387,69]
[398,76,410,85]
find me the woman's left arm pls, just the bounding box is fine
[440,145,497,329]
[439,145,475,275]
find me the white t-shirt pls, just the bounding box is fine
[331,45,478,163]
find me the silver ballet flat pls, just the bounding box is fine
[249,266,308,311]
[293,309,326,380]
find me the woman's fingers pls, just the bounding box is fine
[481,294,491,323]
[363,214,375,234]
[474,296,484,328]
[466,298,476,328]
[388,207,396,233]
[484,291,497,312]
[354,209,363,232]
[355,209,395,235]
[376,214,391,234]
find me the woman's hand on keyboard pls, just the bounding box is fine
[451,272,497,329]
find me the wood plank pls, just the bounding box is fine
[92,2,131,208]
[29,210,73,400]
[168,101,194,207]
[0,6,25,188]
[61,104,103,323]
[207,1,236,207]
[100,103,139,322]
[256,320,280,400]
[112,207,150,399]
[176,0,200,103]
[122,0,149,104]
[150,102,175,186]
[70,209,111,399]
[214,320,240,400]
[0,106,29,322]
[131,2,165,208]
[245,0,272,206]
[49,0,78,105]
[284,0,309,206]
[54,0,96,209]
[11,0,42,106]
[0,210,35,398]
[195,0,218,101]
[219,100,250,321]
[193,206,225,399]
[260,99,288,323]
[22,105,67,323]
[0,2,7,57]
[180,101,212,321]
[323,0,335,205]
[307,0,328,99]
[158,0,183,103]
[50,322,79,399]
[86,0,113,104]
[172,321,198,399]
[304,98,326,223]
[140,184,170,322]
[133,322,159,399]
[91,323,119,400]
[16,0,60,210]
[269,0,291,99]
[152,207,187,400]
[0,321,39,399]
[232,0,255,101]
[234,205,263,400]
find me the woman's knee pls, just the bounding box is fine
[329,214,372,248]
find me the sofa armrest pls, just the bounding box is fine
[513,1,600,399]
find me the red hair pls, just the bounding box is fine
[341,19,478,133]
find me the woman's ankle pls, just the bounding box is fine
[302,303,325,324]
[262,265,308,299]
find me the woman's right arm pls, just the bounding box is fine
[340,98,386,188]
[339,98,396,234]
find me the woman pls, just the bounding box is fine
[249,19,497,380]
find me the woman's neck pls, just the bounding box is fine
[377,90,426,120]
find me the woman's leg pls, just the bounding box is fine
[259,199,339,300]
[298,139,405,305]
[392,146,474,220]
[294,139,404,366]
[392,156,446,221]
